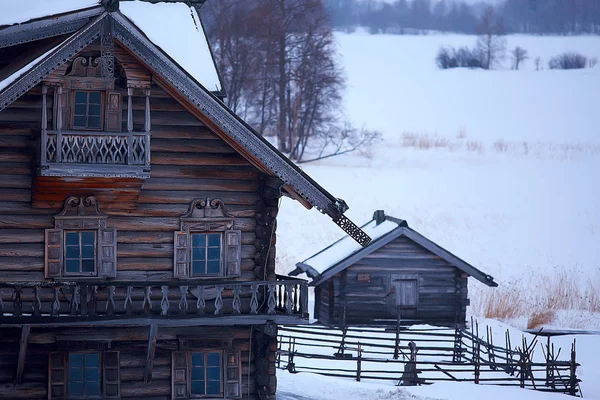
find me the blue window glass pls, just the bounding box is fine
[69,353,100,398]
[73,91,103,130]
[190,352,221,396]
[64,231,96,275]
[191,233,221,276]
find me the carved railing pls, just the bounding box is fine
[0,276,308,324]
[42,130,150,168]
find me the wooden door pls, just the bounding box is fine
[391,274,418,318]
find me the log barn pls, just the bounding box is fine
[291,210,497,328]
[0,1,370,399]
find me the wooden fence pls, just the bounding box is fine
[277,322,582,397]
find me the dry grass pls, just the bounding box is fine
[527,310,556,329]
[471,266,600,327]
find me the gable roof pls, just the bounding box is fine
[0,1,371,247]
[293,210,497,287]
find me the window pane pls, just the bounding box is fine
[207,380,220,395]
[81,245,95,259]
[192,261,206,275]
[81,231,95,245]
[88,104,101,116]
[206,366,220,381]
[69,366,83,382]
[207,261,220,275]
[69,381,83,396]
[69,354,83,367]
[192,247,205,261]
[88,116,101,128]
[66,232,79,246]
[89,92,101,104]
[82,259,95,273]
[85,354,99,368]
[191,366,204,380]
[191,353,204,367]
[192,234,206,247]
[85,381,100,396]
[74,91,87,103]
[66,245,79,259]
[208,234,220,247]
[191,381,205,395]
[66,259,80,273]
[74,104,87,115]
[73,115,86,127]
[207,247,220,261]
[207,352,220,367]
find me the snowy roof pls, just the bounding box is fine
[301,219,400,276]
[0,0,100,27]
[0,1,222,93]
[119,2,222,93]
[0,39,68,92]
[294,211,497,287]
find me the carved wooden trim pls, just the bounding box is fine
[180,198,234,232]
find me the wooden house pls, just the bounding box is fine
[0,1,371,399]
[291,210,497,328]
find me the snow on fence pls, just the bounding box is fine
[277,322,582,397]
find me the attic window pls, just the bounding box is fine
[72,90,104,130]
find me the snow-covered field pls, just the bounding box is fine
[276,31,600,399]
[276,32,600,329]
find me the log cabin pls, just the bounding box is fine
[0,1,371,399]
[291,210,497,328]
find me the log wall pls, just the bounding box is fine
[315,236,469,327]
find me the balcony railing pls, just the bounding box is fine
[40,130,151,178]
[0,276,308,325]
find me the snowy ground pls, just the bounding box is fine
[276,32,600,329]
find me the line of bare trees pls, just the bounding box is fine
[324,0,600,36]
[201,0,380,163]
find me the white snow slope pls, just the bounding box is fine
[276,32,600,329]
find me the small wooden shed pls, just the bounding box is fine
[291,211,497,327]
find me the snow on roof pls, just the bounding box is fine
[0,39,68,91]
[119,1,222,93]
[0,0,100,27]
[302,219,399,275]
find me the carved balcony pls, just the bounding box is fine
[0,276,309,326]
[40,130,151,178]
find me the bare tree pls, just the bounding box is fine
[475,6,506,70]
[511,46,528,70]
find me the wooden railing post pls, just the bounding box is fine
[56,86,63,162]
[127,87,133,165]
[356,343,362,382]
[300,283,308,318]
[41,84,48,164]
[144,87,151,168]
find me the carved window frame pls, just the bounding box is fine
[172,340,241,400]
[45,196,117,279]
[174,198,241,280]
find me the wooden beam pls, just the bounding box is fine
[15,325,31,384]
[143,324,158,383]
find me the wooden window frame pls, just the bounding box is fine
[190,232,223,277]
[188,350,224,398]
[45,196,117,280]
[391,274,419,310]
[67,352,102,400]
[71,90,105,131]
[64,230,98,277]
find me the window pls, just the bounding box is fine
[72,91,103,130]
[191,352,222,396]
[68,353,101,398]
[65,231,96,275]
[174,198,241,279]
[48,351,120,400]
[191,233,222,276]
[172,350,240,399]
[45,196,117,279]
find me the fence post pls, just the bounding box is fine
[394,313,401,360]
[356,343,362,382]
[452,325,462,363]
[474,340,480,384]
[569,339,577,396]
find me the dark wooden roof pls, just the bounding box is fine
[293,210,498,287]
[0,5,371,246]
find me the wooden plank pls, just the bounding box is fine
[143,324,158,383]
[15,325,30,384]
